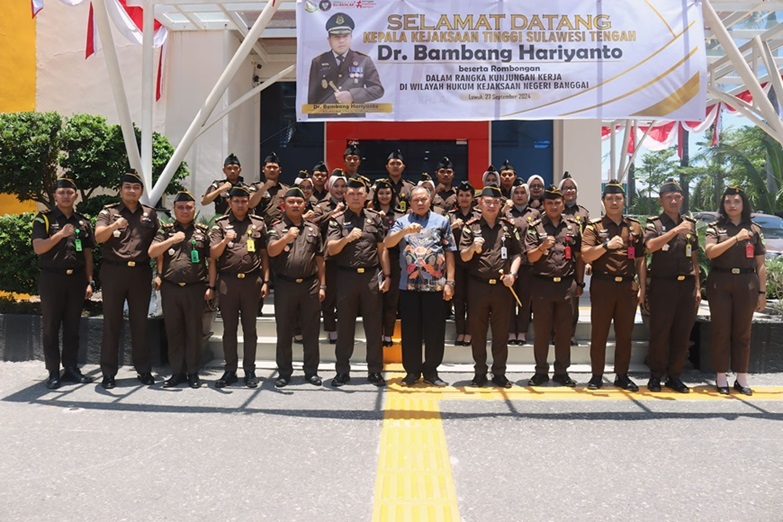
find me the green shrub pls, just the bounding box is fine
[765,257,783,300]
[0,213,39,294]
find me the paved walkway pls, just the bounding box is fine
[1,362,782,521]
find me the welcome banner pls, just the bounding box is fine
[296,0,706,122]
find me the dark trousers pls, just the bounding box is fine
[468,279,512,376]
[589,278,637,375]
[509,266,533,335]
[400,290,447,377]
[39,270,87,373]
[321,259,338,332]
[453,264,471,336]
[275,277,321,377]
[706,272,758,373]
[531,278,575,375]
[648,277,698,378]
[100,263,152,376]
[382,253,401,337]
[335,269,383,374]
[219,275,262,372]
[161,282,205,375]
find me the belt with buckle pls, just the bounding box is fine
[470,275,501,285]
[104,259,147,268]
[593,274,634,283]
[277,273,317,284]
[162,279,204,288]
[338,265,378,274]
[43,267,84,276]
[712,267,755,275]
[223,270,260,279]
[534,274,573,283]
[651,275,694,281]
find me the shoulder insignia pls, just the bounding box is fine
[465,217,480,225]
[589,217,602,224]
[270,220,283,227]
[708,220,719,227]
[683,216,696,223]
[529,218,542,227]
[626,216,640,223]
[215,215,229,222]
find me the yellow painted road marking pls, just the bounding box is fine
[372,370,783,520]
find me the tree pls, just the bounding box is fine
[0,112,63,208]
[0,111,188,213]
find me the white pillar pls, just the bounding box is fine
[553,120,603,217]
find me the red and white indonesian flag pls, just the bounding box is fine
[86,0,168,57]
[296,0,707,121]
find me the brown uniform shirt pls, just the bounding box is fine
[507,206,540,265]
[210,212,268,274]
[563,203,590,232]
[705,220,765,269]
[253,181,290,226]
[204,177,256,216]
[96,202,159,264]
[524,214,581,278]
[644,214,699,277]
[313,187,329,203]
[268,217,323,278]
[459,216,522,279]
[153,222,210,285]
[32,207,95,270]
[433,187,457,213]
[583,215,645,277]
[389,178,416,212]
[311,197,344,239]
[326,208,385,269]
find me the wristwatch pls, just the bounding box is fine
[602,240,610,250]
[445,280,455,286]
[577,282,586,289]
[88,280,96,290]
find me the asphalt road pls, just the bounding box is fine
[1,362,781,521]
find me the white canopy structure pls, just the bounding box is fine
[100,0,783,201]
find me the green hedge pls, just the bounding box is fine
[0,213,39,294]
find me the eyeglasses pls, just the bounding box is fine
[529,184,544,189]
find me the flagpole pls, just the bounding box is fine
[141,0,155,197]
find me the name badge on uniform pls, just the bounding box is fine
[685,234,692,257]
[501,246,508,260]
[74,228,83,252]
[247,238,256,253]
[190,249,200,263]
[746,242,754,259]
[627,245,636,260]
[564,244,572,260]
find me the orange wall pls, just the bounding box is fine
[0,1,37,214]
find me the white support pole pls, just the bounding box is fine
[623,123,655,180]
[198,65,295,138]
[617,120,632,181]
[703,0,783,138]
[755,36,783,117]
[148,0,282,204]
[141,0,155,200]
[709,88,782,145]
[610,121,617,181]
[93,0,144,177]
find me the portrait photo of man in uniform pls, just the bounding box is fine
[307,12,385,109]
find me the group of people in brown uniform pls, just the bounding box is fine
[33,145,767,396]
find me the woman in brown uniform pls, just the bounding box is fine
[705,186,766,395]
[369,179,404,346]
[448,181,479,346]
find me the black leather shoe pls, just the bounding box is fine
[187,374,201,388]
[101,375,116,389]
[382,339,393,347]
[587,375,603,390]
[137,372,155,386]
[665,377,690,393]
[244,371,259,388]
[614,374,638,392]
[368,372,386,387]
[45,372,61,390]
[553,373,577,387]
[528,373,550,387]
[293,336,304,344]
[716,385,730,395]
[305,374,322,386]
[331,373,351,387]
[275,376,290,388]
[163,374,187,388]
[61,367,93,384]
[401,373,420,386]
[424,374,448,387]
[647,377,662,392]
[215,370,238,388]
[491,375,513,388]
[733,381,753,396]
[470,373,488,387]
